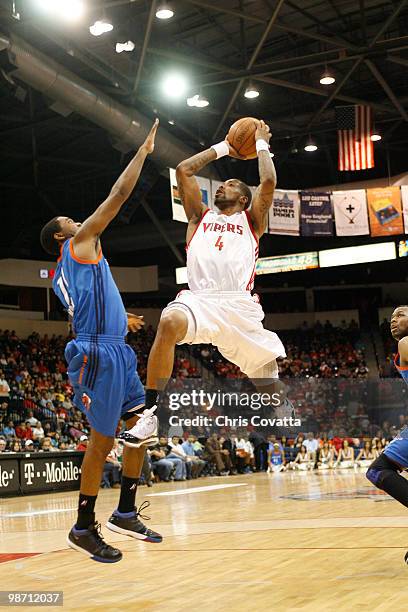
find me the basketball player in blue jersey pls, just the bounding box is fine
[39,119,161,563]
[367,305,408,563]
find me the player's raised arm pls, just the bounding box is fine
[73,119,159,250]
[176,138,244,222]
[249,120,276,238]
[176,148,216,222]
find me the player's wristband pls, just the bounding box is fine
[256,139,269,154]
[211,141,229,159]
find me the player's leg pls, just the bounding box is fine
[119,308,189,446]
[366,453,408,507]
[67,429,122,563]
[106,414,162,542]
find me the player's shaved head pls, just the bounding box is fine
[390,306,408,340]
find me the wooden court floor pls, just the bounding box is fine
[1,470,408,612]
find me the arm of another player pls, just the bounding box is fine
[249,121,276,238]
[175,140,244,223]
[126,313,145,333]
[73,119,159,258]
[398,336,408,366]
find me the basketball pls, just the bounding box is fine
[227,117,261,159]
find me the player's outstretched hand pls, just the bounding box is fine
[142,118,159,154]
[255,120,271,144]
[224,135,247,160]
[127,313,145,333]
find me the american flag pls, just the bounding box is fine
[336,105,374,171]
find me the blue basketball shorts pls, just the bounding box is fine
[65,334,145,437]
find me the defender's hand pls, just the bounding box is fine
[255,120,271,144]
[127,314,145,333]
[142,118,159,154]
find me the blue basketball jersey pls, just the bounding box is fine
[53,239,127,337]
[394,353,408,384]
[382,353,408,467]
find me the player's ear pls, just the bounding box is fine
[54,231,65,242]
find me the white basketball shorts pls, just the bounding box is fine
[161,290,286,379]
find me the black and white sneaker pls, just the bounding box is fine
[67,522,122,563]
[118,406,158,448]
[106,501,162,543]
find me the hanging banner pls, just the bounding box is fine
[268,189,300,236]
[401,185,408,234]
[300,191,333,236]
[332,189,369,236]
[367,186,403,237]
[170,169,212,223]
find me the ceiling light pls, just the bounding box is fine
[89,19,113,36]
[244,83,259,99]
[161,73,188,99]
[35,0,84,21]
[156,3,174,19]
[304,136,318,152]
[320,68,335,85]
[370,130,382,141]
[116,40,135,53]
[187,94,209,108]
[168,119,175,125]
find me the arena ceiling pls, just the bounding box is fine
[0,0,408,294]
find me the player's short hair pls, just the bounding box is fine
[238,181,252,209]
[40,217,62,256]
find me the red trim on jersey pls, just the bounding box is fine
[186,208,211,251]
[69,239,103,265]
[245,210,259,245]
[395,353,408,371]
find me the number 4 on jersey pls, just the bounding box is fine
[215,235,224,251]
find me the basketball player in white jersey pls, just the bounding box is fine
[120,120,286,447]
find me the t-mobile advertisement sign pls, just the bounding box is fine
[19,453,84,493]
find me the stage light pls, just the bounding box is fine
[90,20,113,36]
[244,83,259,99]
[371,130,382,141]
[156,3,174,19]
[116,41,135,53]
[187,94,209,108]
[304,136,317,152]
[161,73,188,99]
[35,0,84,21]
[320,69,335,85]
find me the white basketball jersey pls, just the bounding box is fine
[186,209,259,292]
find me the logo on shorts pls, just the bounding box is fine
[82,393,92,411]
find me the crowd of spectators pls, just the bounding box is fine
[194,320,368,380]
[0,321,403,490]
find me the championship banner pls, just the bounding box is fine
[332,189,369,236]
[269,189,300,236]
[401,185,408,234]
[300,191,333,236]
[367,186,403,237]
[170,169,212,223]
